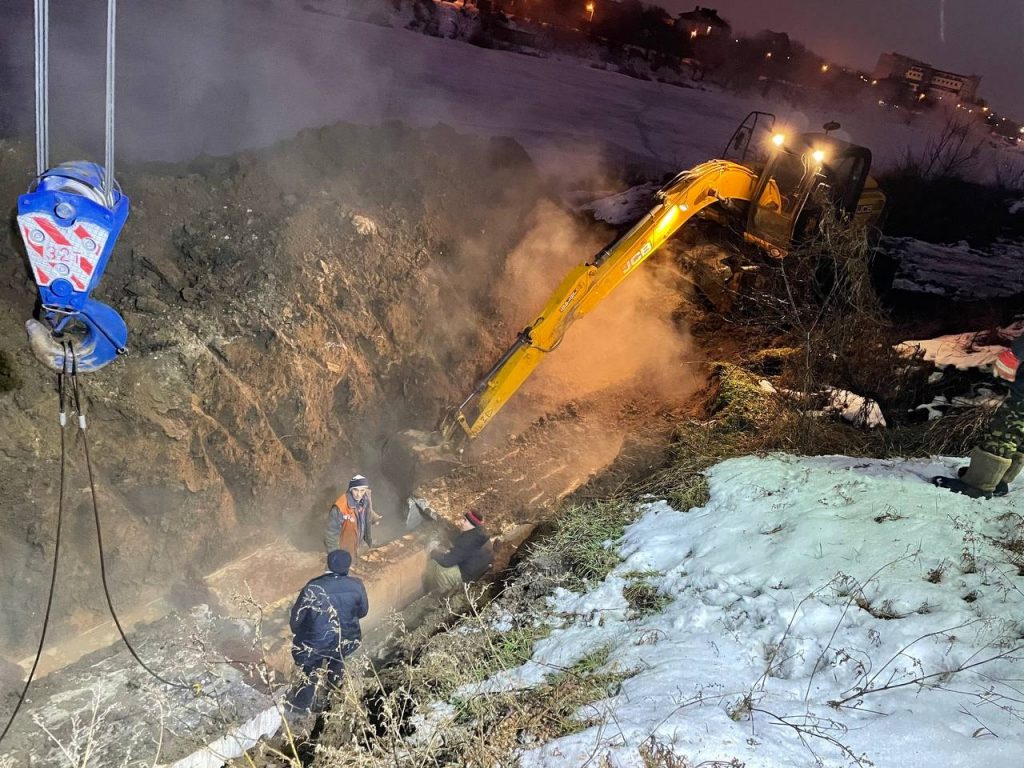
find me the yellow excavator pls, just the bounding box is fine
[419,112,886,453]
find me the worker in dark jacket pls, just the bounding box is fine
[287,549,368,713]
[935,333,1024,498]
[425,510,494,593]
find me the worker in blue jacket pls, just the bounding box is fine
[287,549,368,714]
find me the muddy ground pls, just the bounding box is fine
[0,121,700,681]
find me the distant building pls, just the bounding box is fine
[753,29,791,58]
[674,6,731,39]
[872,52,980,103]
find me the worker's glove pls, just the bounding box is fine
[372,512,383,525]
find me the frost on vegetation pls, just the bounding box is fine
[760,380,886,428]
[823,387,886,428]
[351,213,378,237]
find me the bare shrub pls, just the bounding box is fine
[739,210,931,425]
[897,114,984,180]
[994,155,1024,194]
[922,401,998,456]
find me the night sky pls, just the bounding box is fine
[663,0,1023,115]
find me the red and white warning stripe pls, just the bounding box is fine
[17,213,109,292]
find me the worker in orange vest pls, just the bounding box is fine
[324,475,381,560]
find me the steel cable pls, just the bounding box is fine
[67,345,193,693]
[104,0,117,203]
[0,352,69,747]
[33,0,49,175]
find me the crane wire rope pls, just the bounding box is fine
[103,0,116,203]
[0,351,69,747]
[33,0,118,201]
[67,344,194,693]
[33,0,48,175]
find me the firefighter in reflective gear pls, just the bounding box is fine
[934,334,1024,498]
[324,475,381,558]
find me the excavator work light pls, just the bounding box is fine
[811,149,827,164]
[771,133,786,147]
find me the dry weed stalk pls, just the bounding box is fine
[31,689,165,768]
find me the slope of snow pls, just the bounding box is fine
[454,455,1024,767]
[4,0,1018,187]
[883,237,1024,300]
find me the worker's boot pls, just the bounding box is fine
[956,450,1023,497]
[936,447,1012,499]
[998,452,1024,496]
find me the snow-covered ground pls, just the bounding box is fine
[438,455,1024,767]
[885,238,1024,300]
[2,0,1018,189]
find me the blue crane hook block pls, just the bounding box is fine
[17,161,130,372]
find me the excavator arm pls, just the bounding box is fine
[440,160,771,444]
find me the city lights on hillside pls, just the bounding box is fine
[820,64,829,72]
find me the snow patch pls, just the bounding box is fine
[442,455,1024,767]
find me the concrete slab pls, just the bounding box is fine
[16,593,173,680]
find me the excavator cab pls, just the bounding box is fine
[721,110,776,166]
[743,125,883,257]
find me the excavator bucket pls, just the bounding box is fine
[397,428,463,474]
[383,428,464,531]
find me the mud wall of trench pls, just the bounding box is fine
[0,123,549,661]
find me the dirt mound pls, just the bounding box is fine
[0,122,548,657]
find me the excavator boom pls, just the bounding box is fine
[441,160,767,443]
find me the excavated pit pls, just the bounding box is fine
[0,122,702,764]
